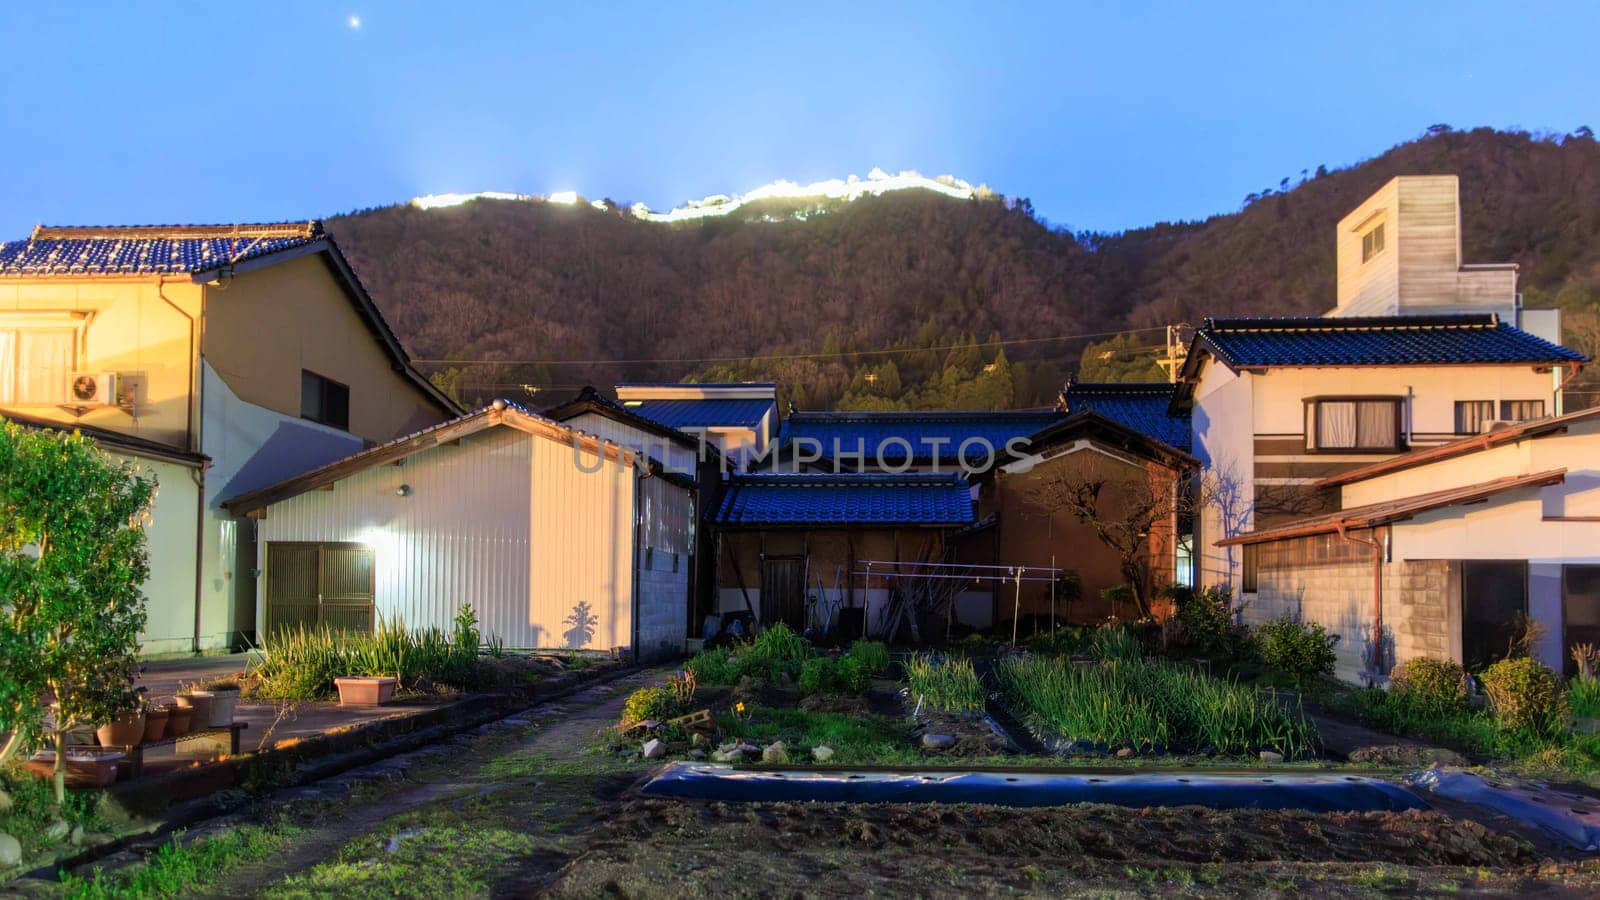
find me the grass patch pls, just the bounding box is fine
[686,622,813,686]
[1330,686,1600,778]
[716,705,921,764]
[61,824,296,899]
[261,824,537,899]
[845,640,892,674]
[478,749,646,781]
[250,607,486,700]
[905,654,986,713]
[1569,677,1600,720]
[997,656,1318,757]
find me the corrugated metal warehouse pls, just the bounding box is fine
[224,400,692,660]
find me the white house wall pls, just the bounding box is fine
[564,411,699,475]
[1250,365,1555,442]
[528,431,637,653]
[201,361,363,648]
[1191,363,1253,594]
[256,428,538,645]
[117,453,202,657]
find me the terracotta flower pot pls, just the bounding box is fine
[175,692,213,728]
[96,709,146,748]
[334,676,399,706]
[142,707,171,742]
[27,749,126,788]
[167,705,194,737]
[204,687,241,727]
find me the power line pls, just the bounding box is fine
[411,325,1171,367]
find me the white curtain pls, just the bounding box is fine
[1357,401,1396,449]
[15,330,73,404]
[1317,401,1356,448]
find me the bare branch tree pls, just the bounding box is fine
[1030,452,1184,619]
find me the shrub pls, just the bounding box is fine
[1389,657,1469,717]
[997,656,1318,758]
[685,647,742,685]
[1173,586,1241,660]
[798,656,870,696]
[737,622,811,681]
[622,684,680,724]
[748,622,810,664]
[1481,657,1567,737]
[1090,623,1143,662]
[905,654,986,713]
[846,640,891,674]
[1255,617,1339,687]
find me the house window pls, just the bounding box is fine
[0,329,75,405]
[1454,400,1495,434]
[1361,223,1386,262]
[1241,543,1259,594]
[1500,400,1545,423]
[1305,398,1403,452]
[301,370,350,430]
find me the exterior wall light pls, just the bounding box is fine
[396,484,412,497]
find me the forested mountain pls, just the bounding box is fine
[327,127,1600,411]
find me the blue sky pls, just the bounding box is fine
[1,2,1595,237]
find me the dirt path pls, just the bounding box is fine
[189,667,668,897]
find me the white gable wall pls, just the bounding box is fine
[255,426,639,652]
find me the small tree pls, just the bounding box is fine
[0,420,153,804]
[1031,453,1187,619]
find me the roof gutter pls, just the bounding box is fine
[1558,361,1587,416]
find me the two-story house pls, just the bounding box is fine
[0,223,458,655]
[1180,177,1585,600]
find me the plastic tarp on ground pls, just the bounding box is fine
[642,764,1428,813]
[1413,768,1600,851]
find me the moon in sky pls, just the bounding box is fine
[348,15,361,30]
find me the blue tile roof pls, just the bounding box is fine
[0,223,325,275]
[1058,382,1190,451]
[623,398,775,430]
[778,410,1064,464]
[1194,314,1587,369]
[715,473,975,527]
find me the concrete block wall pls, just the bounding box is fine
[637,549,688,662]
[1249,531,1454,682]
[1388,559,1451,668]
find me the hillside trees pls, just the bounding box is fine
[328,128,1600,411]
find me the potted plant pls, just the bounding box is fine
[174,684,214,729]
[334,676,399,706]
[166,702,193,738]
[94,706,146,748]
[142,701,170,742]
[198,679,242,726]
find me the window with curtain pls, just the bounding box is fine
[1306,398,1402,451]
[0,329,74,405]
[1455,400,1495,434]
[1500,400,1546,422]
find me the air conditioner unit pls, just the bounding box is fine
[66,372,116,406]
[1482,419,1517,433]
